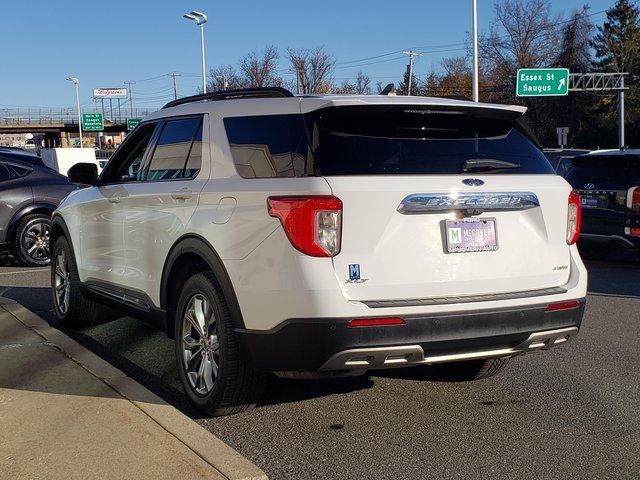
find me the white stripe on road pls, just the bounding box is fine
[0,268,49,275]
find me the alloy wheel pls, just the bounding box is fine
[22,219,51,262]
[181,293,220,395]
[53,249,70,314]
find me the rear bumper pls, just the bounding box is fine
[235,299,585,372]
[581,209,640,248]
[580,233,640,249]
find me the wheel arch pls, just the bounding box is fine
[161,234,246,337]
[7,202,57,244]
[50,214,77,260]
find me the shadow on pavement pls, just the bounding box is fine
[3,246,637,416]
[584,248,640,298]
[0,285,375,416]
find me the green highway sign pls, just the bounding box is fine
[516,68,569,97]
[127,118,142,131]
[81,113,103,131]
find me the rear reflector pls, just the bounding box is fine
[630,228,640,237]
[545,301,580,312]
[348,317,406,328]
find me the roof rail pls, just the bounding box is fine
[162,87,294,109]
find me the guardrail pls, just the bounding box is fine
[0,108,154,125]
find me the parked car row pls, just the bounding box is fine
[0,148,77,266]
[562,148,640,260]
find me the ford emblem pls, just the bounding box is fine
[462,178,485,187]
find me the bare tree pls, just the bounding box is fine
[354,71,371,94]
[333,80,356,94]
[287,47,335,94]
[206,65,243,91]
[480,0,562,135]
[239,45,283,88]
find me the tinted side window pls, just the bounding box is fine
[184,121,203,178]
[10,165,31,177]
[145,117,202,181]
[0,162,14,181]
[223,115,309,178]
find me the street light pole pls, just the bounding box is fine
[184,11,208,94]
[66,77,83,148]
[471,0,479,102]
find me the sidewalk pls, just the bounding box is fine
[0,297,267,480]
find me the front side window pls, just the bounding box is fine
[144,116,203,181]
[102,122,157,183]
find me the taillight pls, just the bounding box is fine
[567,191,582,245]
[267,195,342,257]
[626,186,640,211]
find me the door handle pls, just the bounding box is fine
[171,188,193,200]
[109,196,121,204]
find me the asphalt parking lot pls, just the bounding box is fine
[1,252,639,479]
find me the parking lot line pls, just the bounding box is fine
[0,268,49,276]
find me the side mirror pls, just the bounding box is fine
[68,162,98,185]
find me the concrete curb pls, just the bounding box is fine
[1,297,267,480]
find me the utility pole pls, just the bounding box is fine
[125,80,136,117]
[402,50,422,95]
[216,74,228,90]
[168,72,181,100]
[471,0,479,102]
[618,75,625,148]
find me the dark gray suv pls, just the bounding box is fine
[0,151,76,266]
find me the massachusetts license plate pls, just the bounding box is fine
[445,218,498,253]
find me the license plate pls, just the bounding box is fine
[445,218,498,253]
[581,196,598,209]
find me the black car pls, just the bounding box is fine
[564,149,640,259]
[0,153,77,266]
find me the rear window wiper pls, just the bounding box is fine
[460,158,520,173]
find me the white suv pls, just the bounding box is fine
[51,88,587,416]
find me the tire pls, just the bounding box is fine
[174,272,265,416]
[51,236,106,327]
[15,214,52,267]
[425,357,510,382]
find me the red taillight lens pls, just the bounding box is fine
[348,317,406,328]
[567,191,582,245]
[629,227,640,237]
[626,186,640,211]
[267,195,342,257]
[545,300,580,312]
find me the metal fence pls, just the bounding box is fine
[0,108,155,125]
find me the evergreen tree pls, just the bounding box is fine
[591,0,640,146]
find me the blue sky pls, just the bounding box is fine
[1,0,617,110]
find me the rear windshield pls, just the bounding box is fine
[566,155,640,183]
[303,106,554,175]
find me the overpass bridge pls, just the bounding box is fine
[0,107,155,147]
